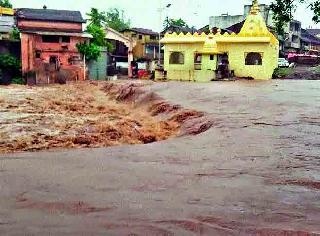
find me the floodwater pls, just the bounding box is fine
[0,80,319,235]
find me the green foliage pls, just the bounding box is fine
[87,8,107,28]
[309,65,320,73]
[76,43,101,61]
[271,0,320,35]
[9,27,20,40]
[77,8,114,61]
[0,54,21,71]
[0,54,22,84]
[273,67,294,78]
[86,7,131,32]
[11,77,25,84]
[87,24,107,47]
[0,0,12,8]
[105,8,130,32]
[309,1,320,22]
[163,17,189,29]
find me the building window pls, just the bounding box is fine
[169,52,184,64]
[194,53,202,70]
[138,35,143,40]
[150,35,157,40]
[194,54,202,63]
[132,33,137,38]
[42,35,60,43]
[35,50,41,59]
[62,36,70,43]
[245,52,262,65]
[210,55,214,60]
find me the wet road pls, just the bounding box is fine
[0,80,320,235]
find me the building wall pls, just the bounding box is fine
[221,43,278,80]
[17,20,83,32]
[21,32,86,84]
[163,41,278,81]
[0,15,14,37]
[123,31,158,59]
[209,15,244,29]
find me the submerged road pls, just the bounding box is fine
[1,80,320,235]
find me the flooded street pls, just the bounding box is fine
[0,80,320,235]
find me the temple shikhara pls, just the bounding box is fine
[160,0,279,81]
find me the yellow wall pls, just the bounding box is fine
[122,31,158,59]
[163,41,278,81]
[0,7,14,15]
[220,42,279,80]
[164,43,218,82]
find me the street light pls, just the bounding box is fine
[158,2,172,66]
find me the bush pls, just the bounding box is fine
[0,54,21,70]
[309,65,320,74]
[0,54,22,84]
[11,77,25,84]
[273,67,294,79]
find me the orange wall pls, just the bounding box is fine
[21,33,86,82]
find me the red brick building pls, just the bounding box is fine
[16,8,89,84]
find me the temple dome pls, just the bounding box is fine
[239,0,270,37]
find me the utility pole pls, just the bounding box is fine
[158,0,162,66]
[83,54,86,81]
[158,2,172,66]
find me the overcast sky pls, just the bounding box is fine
[11,0,318,31]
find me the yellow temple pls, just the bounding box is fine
[160,0,279,81]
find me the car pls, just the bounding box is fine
[278,58,290,68]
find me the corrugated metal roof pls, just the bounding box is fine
[16,8,85,23]
[122,27,158,36]
[302,29,320,45]
[307,29,320,36]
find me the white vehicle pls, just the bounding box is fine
[278,58,290,68]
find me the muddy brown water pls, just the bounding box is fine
[0,80,319,235]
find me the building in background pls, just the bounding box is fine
[208,3,304,55]
[301,29,320,54]
[104,27,135,77]
[16,8,89,85]
[307,29,320,39]
[0,7,15,39]
[121,27,159,60]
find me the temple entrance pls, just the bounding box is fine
[216,53,233,79]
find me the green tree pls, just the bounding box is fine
[271,0,320,35]
[163,17,189,29]
[9,27,20,40]
[86,8,106,28]
[77,8,113,61]
[105,8,130,31]
[0,0,12,8]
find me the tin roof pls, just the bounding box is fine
[301,29,320,45]
[16,8,86,23]
[122,27,158,36]
[306,29,320,37]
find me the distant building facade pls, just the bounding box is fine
[301,29,320,54]
[0,7,15,39]
[16,8,89,84]
[210,14,244,31]
[121,28,159,60]
[209,3,306,54]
